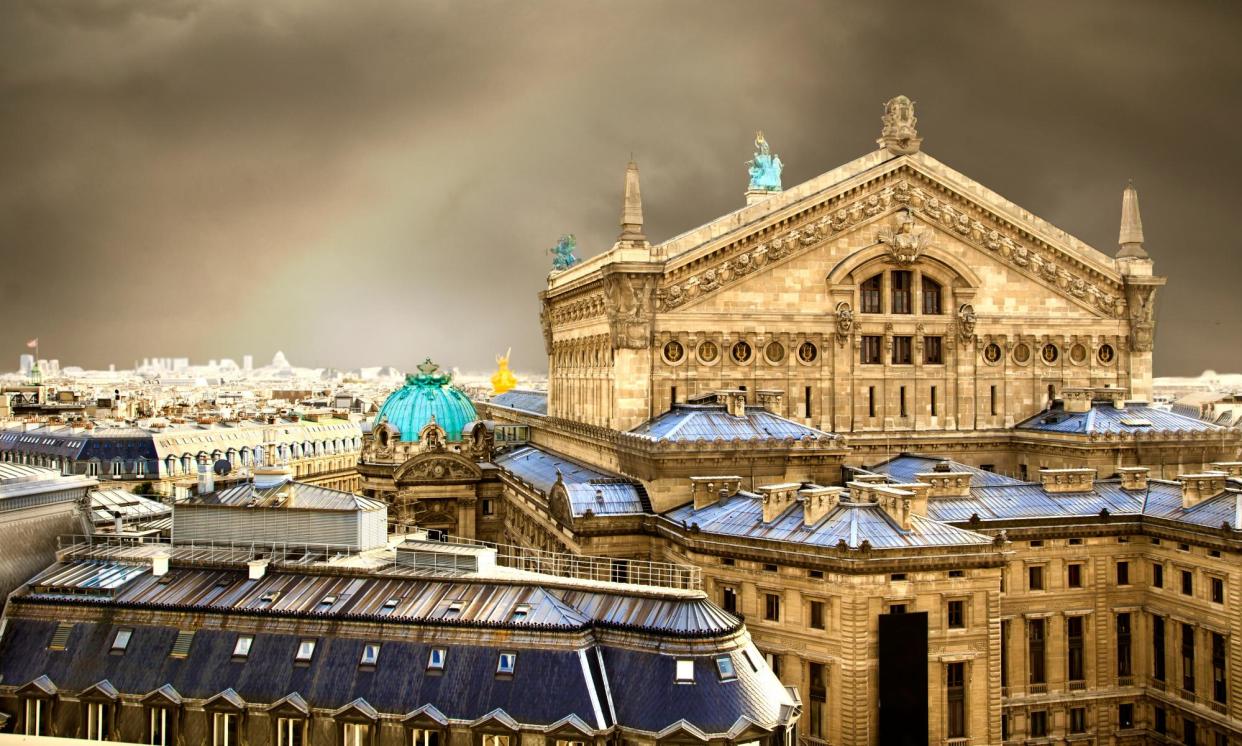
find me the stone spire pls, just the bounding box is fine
[618,160,646,243]
[1117,181,1148,259]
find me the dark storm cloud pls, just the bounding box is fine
[1,0,1239,376]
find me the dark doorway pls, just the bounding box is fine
[878,611,928,745]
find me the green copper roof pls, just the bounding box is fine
[374,359,477,443]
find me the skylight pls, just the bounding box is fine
[111,629,132,652]
[360,643,380,666]
[497,652,517,675]
[675,659,694,683]
[295,639,316,662]
[428,647,446,671]
[233,635,253,658]
[716,655,736,681]
[512,604,531,620]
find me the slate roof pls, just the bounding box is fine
[488,390,548,416]
[1015,403,1226,435]
[189,482,385,512]
[494,446,649,517]
[864,454,1024,487]
[664,492,992,550]
[630,404,835,443]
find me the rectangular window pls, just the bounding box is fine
[411,729,440,746]
[1212,632,1227,704]
[861,336,882,364]
[1028,565,1044,591]
[212,712,238,746]
[765,651,782,678]
[1069,707,1086,734]
[922,277,942,314]
[1029,710,1047,737]
[1067,616,1085,682]
[764,593,781,622]
[990,385,998,416]
[481,499,495,516]
[925,336,943,364]
[868,386,876,418]
[233,635,253,658]
[1154,706,1167,735]
[1118,702,1134,729]
[1068,563,1083,588]
[1154,615,1167,682]
[1000,619,1009,690]
[360,643,380,667]
[1029,618,1046,685]
[428,647,446,671]
[1153,562,1164,588]
[343,723,371,746]
[946,662,966,738]
[497,651,517,675]
[1184,719,1197,746]
[716,655,736,681]
[804,386,813,418]
[930,385,938,416]
[1117,560,1130,586]
[892,336,913,365]
[1183,624,1196,693]
[25,699,46,736]
[86,702,109,741]
[808,662,828,739]
[722,586,737,614]
[670,385,677,405]
[277,717,304,746]
[112,628,133,652]
[891,270,912,314]
[675,659,695,683]
[295,639,316,662]
[809,600,825,630]
[899,385,908,417]
[149,707,169,746]
[1211,577,1224,604]
[1117,613,1132,677]
[1183,570,1194,596]
[860,275,882,314]
[481,737,509,746]
[947,600,965,629]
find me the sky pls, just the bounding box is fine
[1,0,1240,376]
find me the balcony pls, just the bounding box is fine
[1117,675,1135,687]
[1067,680,1087,691]
[799,737,831,746]
[1028,682,1048,695]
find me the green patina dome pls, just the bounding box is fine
[374,359,477,442]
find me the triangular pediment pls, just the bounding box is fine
[654,155,1127,320]
[333,698,378,722]
[268,692,310,717]
[401,704,448,727]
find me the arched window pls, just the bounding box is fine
[891,270,912,314]
[860,274,882,314]
[922,277,942,315]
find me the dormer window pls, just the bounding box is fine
[360,643,380,667]
[675,659,695,684]
[295,640,316,662]
[428,647,446,671]
[233,635,253,659]
[716,655,737,681]
[318,595,337,609]
[497,652,517,675]
[258,591,279,607]
[443,601,463,619]
[511,604,530,621]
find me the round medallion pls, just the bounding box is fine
[765,341,785,364]
[663,340,685,364]
[1012,343,1031,364]
[983,343,1002,365]
[697,340,719,364]
[798,341,819,364]
[1098,343,1115,365]
[1041,343,1060,364]
[1069,343,1087,365]
[432,464,446,478]
[731,340,752,364]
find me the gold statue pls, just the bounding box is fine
[491,348,517,395]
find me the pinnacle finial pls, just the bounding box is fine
[878,95,921,155]
[1118,181,1148,259]
[618,159,646,243]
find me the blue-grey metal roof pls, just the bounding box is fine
[664,493,991,549]
[1015,403,1225,434]
[923,482,1145,523]
[864,454,1024,487]
[189,482,385,512]
[630,404,835,443]
[494,446,648,516]
[1141,481,1241,529]
[489,390,548,416]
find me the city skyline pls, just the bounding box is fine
[3,0,1242,376]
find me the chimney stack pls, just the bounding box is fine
[1208,462,1242,477]
[1179,473,1228,510]
[756,389,784,414]
[247,559,269,580]
[1117,466,1149,491]
[197,461,214,495]
[1061,387,1094,414]
[1039,468,1097,494]
[915,470,973,497]
[716,390,748,418]
[799,486,842,526]
[757,483,800,524]
[151,552,170,577]
[690,476,742,510]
